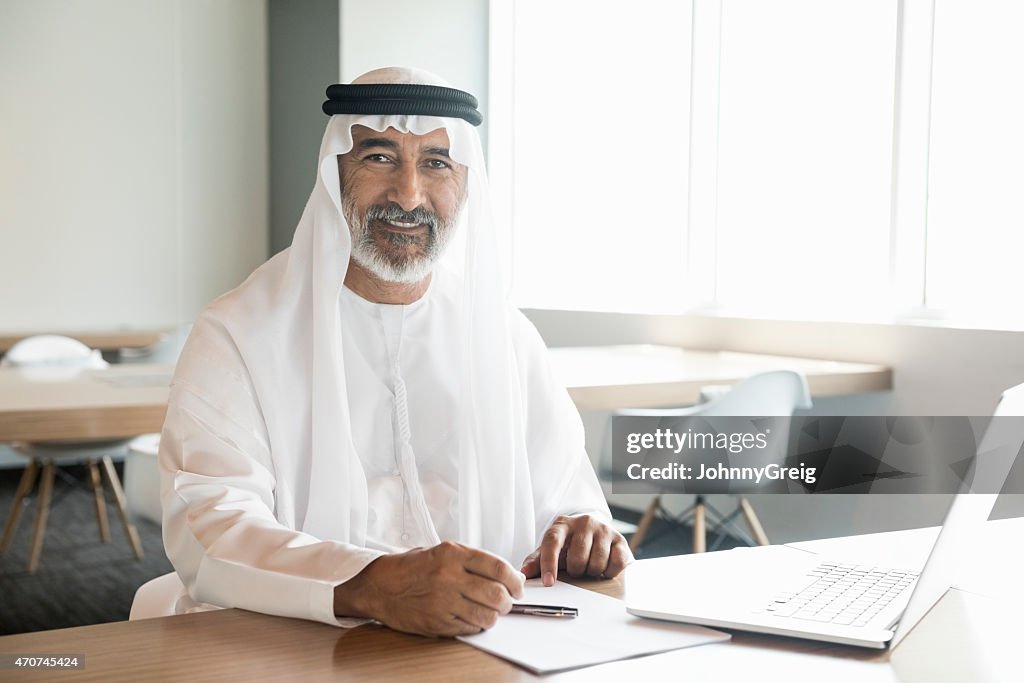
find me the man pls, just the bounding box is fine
[160,67,631,637]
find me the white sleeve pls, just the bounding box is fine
[159,322,384,628]
[509,311,613,540]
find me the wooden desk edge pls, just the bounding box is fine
[567,367,893,411]
[0,574,894,681]
[0,405,168,442]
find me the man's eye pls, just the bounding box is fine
[365,154,392,164]
[425,159,451,170]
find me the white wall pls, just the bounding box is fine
[177,0,269,320]
[339,0,489,144]
[0,0,268,331]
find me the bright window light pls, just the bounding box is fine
[925,0,1024,323]
[496,0,1024,328]
[510,0,693,313]
[713,0,897,318]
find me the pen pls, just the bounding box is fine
[509,603,579,618]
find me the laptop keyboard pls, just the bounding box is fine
[753,562,920,627]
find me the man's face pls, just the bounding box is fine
[338,125,468,283]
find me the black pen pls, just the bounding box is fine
[509,603,578,618]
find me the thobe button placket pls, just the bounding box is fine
[380,304,442,549]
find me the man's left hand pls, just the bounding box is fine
[520,514,633,586]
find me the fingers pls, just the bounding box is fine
[447,553,518,635]
[462,546,525,599]
[604,537,633,578]
[539,520,569,586]
[450,599,501,633]
[425,614,486,638]
[460,574,515,615]
[565,526,594,576]
[584,532,612,577]
[535,516,634,581]
[380,531,630,639]
[520,550,540,578]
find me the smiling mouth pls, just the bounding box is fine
[376,218,427,232]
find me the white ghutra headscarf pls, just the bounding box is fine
[195,67,589,565]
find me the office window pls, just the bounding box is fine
[496,0,1024,326]
[508,0,692,312]
[924,0,1024,322]
[714,0,896,316]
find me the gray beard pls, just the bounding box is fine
[343,199,456,284]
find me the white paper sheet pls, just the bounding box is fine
[457,579,729,674]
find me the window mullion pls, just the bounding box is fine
[686,0,724,310]
[889,0,936,313]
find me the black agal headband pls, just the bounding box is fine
[322,83,483,126]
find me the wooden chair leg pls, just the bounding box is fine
[101,456,144,560]
[87,460,111,543]
[693,496,707,553]
[629,495,662,552]
[28,461,56,573]
[739,496,770,546]
[1,459,39,554]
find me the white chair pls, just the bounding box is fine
[118,324,192,528]
[1,334,107,369]
[0,335,144,572]
[124,434,162,525]
[620,370,812,554]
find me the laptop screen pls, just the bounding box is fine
[890,383,1024,648]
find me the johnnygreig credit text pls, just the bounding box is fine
[623,428,817,484]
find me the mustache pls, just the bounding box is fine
[364,203,439,231]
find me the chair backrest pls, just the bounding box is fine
[0,335,109,369]
[616,370,812,419]
[676,371,812,489]
[690,370,812,417]
[609,370,812,490]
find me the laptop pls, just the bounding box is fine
[625,383,1024,649]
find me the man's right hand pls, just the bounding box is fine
[333,540,525,637]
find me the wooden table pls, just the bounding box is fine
[0,365,172,443]
[0,577,883,682]
[0,331,166,355]
[2,520,1022,681]
[550,345,892,411]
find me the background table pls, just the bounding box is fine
[549,345,892,411]
[0,365,173,443]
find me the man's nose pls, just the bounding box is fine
[387,164,427,212]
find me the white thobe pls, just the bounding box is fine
[160,271,611,627]
[340,279,461,551]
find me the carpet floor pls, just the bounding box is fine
[608,503,747,559]
[0,465,173,635]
